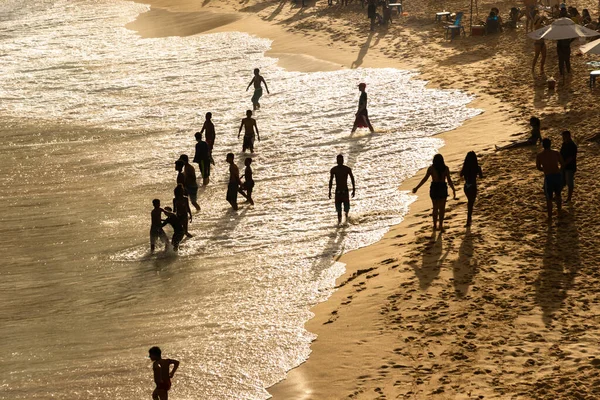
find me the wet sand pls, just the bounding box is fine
[128,0,600,398]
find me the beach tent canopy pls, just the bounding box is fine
[580,37,600,54]
[528,18,600,40]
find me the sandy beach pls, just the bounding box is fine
[126,0,600,398]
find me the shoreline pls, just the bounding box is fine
[125,2,555,399]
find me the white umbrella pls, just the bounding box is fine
[580,37,600,54]
[528,18,600,40]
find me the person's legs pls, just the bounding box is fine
[431,199,438,230]
[565,170,574,202]
[465,190,476,226]
[438,199,447,231]
[335,202,342,224]
[187,186,200,211]
[152,388,159,400]
[532,44,541,71]
[159,229,169,251]
[565,50,571,74]
[366,116,374,133]
[344,201,350,222]
[150,230,157,253]
[540,44,547,73]
[558,50,565,75]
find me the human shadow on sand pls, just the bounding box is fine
[412,232,450,291]
[535,210,580,326]
[452,229,478,298]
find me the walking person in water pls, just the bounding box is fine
[150,199,169,253]
[460,151,483,227]
[560,130,577,204]
[351,83,374,134]
[238,110,260,153]
[162,207,185,251]
[179,154,201,211]
[536,138,564,221]
[240,157,255,206]
[412,154,456,232]
[226,153,242,211]
[193,132,211,186]
[246,68,270,111]
[200,112,216,166]
[173,184,193,238]
[329,154,356,225]
[148,346,179,400]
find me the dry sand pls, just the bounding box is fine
[128,1,600,398]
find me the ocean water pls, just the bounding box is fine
[0,1,481,399]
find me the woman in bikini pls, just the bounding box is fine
[412,154,456,232]
[460,151,484,227]
[531,10,547,74]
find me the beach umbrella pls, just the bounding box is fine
[528,18,600,40]
[580,37,600,54]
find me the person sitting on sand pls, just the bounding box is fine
[173,184,193,239]
[238,110,260,153]
[495,116,542,151]
[329,154,356,225]
[486,10,501,34]
[193,131,210,186]
[161,207,185,251]
[200,112,216,165]
[351,83,375,134]
[246,68,270,111]
[536,138,564,221]
[491,7,503,26]
[412,154,456,232]
[148,346,179,400]
[460,152,483,227]
[240,157,255,206]
[150,199,169,253]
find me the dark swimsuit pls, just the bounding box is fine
[429,182,448,200]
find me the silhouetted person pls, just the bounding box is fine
[193,132,211,186]
[560,130,577,204]
[246,68,270,111]
[495,117,542,150]
[240,157,255,206]
[536,138,564,221]
[351,83,375,134]
[460,151,483,227]
[175,160,185,187]
[173,184,193,238]
[148,346,179,400]
[367,0,377,31]
[150,199,169,253]
[238,110,260,153]
[179,154,200,211]
[226,153,242,210]
[557,38,573,76]
[200,112,216,166]
[413,154,456,232]
[162,207,185,251]
[329,154,356,225]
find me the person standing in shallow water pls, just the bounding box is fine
[460,151,483,227]
[226,153,242,211]
[329,154,356,225]
[351,83,374,134]
[193,132,210,186]
[238,110,260,153]
[179,154,201,211]
[148,346,179,400]
[246,68,270,111]
[150,199,169,253]
[240,157,255,206]
[536,138,564,221]
[412,154,456,232]
[200,112,216,165]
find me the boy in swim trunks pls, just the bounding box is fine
[238,110,260,153]
[536,138,564,221]
[240,157,255,206]
[149,346,179,400]
[246,68,270,111]
[329,154,356,225]
[150,199,169,253]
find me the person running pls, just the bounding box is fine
[246,68,270,111]
[148,346,179,400]
[536,138,564,221]
[351,83,374,134]
[179,154,201,211]
[412,154,456,232]
[460,151,484,227]
[150,199,169,253]
[495,117,542,151]
[162,207,185,251]
[560,130,577,204]
[193,132,211,186]
[238,110,260,153]
[200,112,216,165]
[226,153,242,210]
[329,154,356,225]
[240,157,255,206]
[175,160,185,188]
[173,184,193,238]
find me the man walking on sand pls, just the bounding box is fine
[536,138,564,221]
[246,68,270,111]
[329,154,355,225]
[560,130,577,204]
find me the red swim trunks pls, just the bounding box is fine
[157,379,171,391]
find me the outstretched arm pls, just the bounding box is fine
[329,172,334,199]
[246,77,254,91]
[412,169,431,193]
[350,170,356,198]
